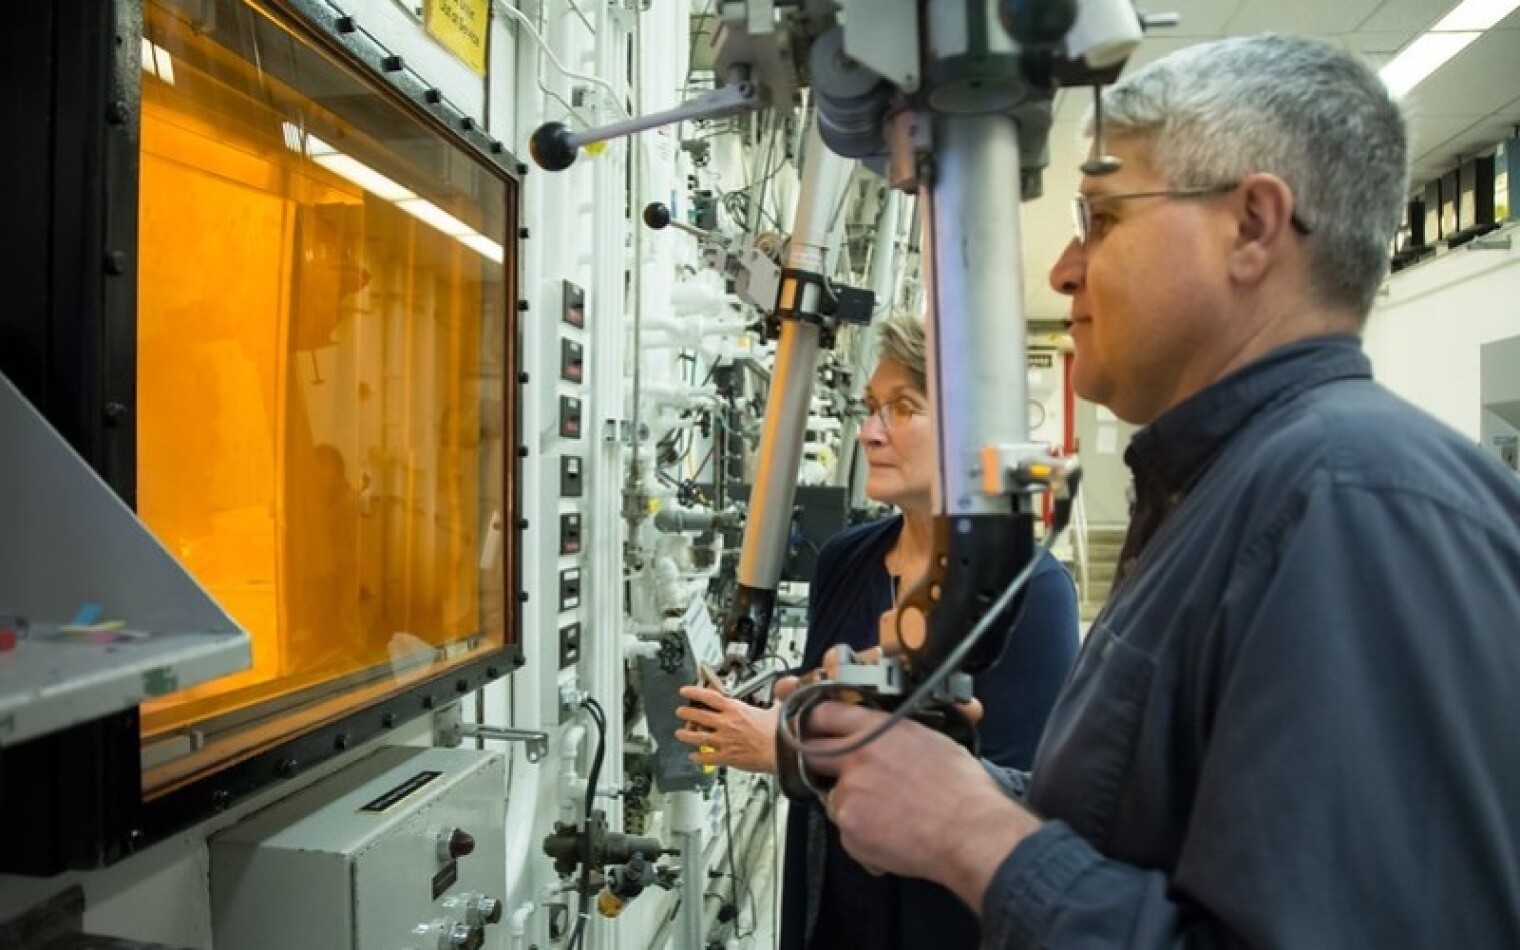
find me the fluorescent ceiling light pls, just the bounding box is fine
[457,233,506,264]
[141,38,175,85]
[311,153,415,202]
[1379,0,1520,96]
[286,127,416,202]
[153,45,175,85]
[301,131,338,158]
[1379,30,1481,97]
[1433,0,1520,31]
[397,198,474,238]
[279,121,501,266]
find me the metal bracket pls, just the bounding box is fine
[436,707,549,762]
[459,723,550,763]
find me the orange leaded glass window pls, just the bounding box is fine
[135,0,511,790]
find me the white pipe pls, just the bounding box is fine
[671,279,732,316]
[672,791,706,950]
[491,0,630,117]
[625,635,662,659]
[499,0,561,924]
[507,901,537,950]
[641,311,748,339]
[559,723,588,825]
[587,0,632,944]
[637,380,720,405]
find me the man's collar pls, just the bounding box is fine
[1124,334,1371,493]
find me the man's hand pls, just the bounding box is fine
[814,645,986,726]
[674,686,780,773]
[803,701,1040,910]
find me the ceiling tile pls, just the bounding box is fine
[1411,114,1488,158]
[1414,110,1520,178]
[1354,0,1448,34]
[1140,0,1249,36]
[1118,35,1212,72]
[1398,29,1520,119]
[1338,30,1422,69]
[1224,0,1386,35]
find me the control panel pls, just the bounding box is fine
[211,746,507,950]
[557,280,586,680]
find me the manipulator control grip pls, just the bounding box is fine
[721,583,775,672]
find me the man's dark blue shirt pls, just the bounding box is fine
[985,335,1520,948]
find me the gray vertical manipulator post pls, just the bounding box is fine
[889,0,1057,679]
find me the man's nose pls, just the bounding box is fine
[1049,238,1085,296]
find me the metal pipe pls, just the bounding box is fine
[725,115,854,665]
[735,318,822,586]
[923,113,1027,516]
[671,790,706,950]
[837,189,903,492]
[562,76,755,149]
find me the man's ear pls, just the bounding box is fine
[1230,173,1298,285]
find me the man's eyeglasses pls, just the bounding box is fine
[1070,182,1314,245]
[850,397,924,432]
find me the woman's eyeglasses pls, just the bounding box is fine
[851,397,924,431]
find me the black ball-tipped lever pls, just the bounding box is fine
[641,201,726,246]
[529,121,579,172]
[642,202,672,230]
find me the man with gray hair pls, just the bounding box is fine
[801,34,1520,947]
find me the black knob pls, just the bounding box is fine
[642,202,672,230]
[447,828,477,859]
[999,0,1078,46]
[529,121,578,171]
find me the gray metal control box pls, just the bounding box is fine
[212,746,507,950]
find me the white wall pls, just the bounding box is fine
[1365,226,1520,441]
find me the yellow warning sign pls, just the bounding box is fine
[425,0,489,76]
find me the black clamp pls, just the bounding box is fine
[764,268,876,345]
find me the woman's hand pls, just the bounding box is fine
[674,686,780,774]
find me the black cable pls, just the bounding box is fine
[566,696,609,950]
[688,444,716,482]
[719,772,756,938]
[778,524,1065,761]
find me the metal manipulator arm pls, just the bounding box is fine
[719,113,858,671]
[772,0,1152,803]
[530,67,761,171]
[820,0,1149,687]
